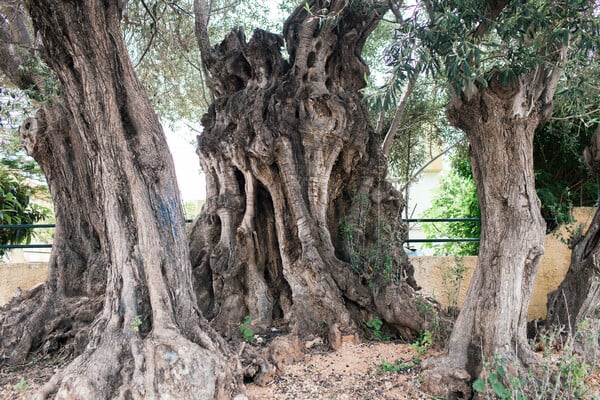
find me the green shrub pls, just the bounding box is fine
[0,168,50,256]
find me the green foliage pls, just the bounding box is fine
[421,148,480,256]
[377,329,434,374]
[410,329,433,363]
[386,82,462,184]
[182,200,205,220]
[366,317,389,341]
[14,377,28,391]
[473,325,594,399]
[0,168,50,256]
[17,55,61,102]
[389,0,600,97]
[379,359,413,373]
[130,315,143,332]
[472,357,515,400]
[239,315,255,343]
[0,85,43,181]
[533,57,600,218]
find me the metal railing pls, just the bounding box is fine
[1,218,484,249]
[403,218,480,243]
[0,224,55,249]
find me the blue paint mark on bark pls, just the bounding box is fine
[159,191,182,239]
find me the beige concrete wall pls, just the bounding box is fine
[413,207,596,319]
[0,263,48,306]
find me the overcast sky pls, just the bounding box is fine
[164,126,206,202]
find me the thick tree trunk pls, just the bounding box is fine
[546,124,600,363]
[3,1,242,398]
[422,70,562,398]
[190,0,432,346]
[0,2,104,364]
[0,105,105,364]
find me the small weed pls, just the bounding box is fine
[473,324,594,399]
[14,377,28,391]
[240,316,255,343]
[379,359,414,373]
[366,317,389,341]
[410,330,433,363]
[472,357,515,399]
[130,315,143,332]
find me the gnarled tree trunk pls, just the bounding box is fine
[0,2,104,364]
[422,67,563,398]
[2,1,242,398]
[546,123,600,363]
[190,0,432,344]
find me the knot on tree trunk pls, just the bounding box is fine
[19,116,40,155]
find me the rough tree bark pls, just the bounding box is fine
[422,64,565,398]
[546,123,600,363]
[0,1,103,364]
[3,1,242,398]
[189,0,433,346]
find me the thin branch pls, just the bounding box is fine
[375,107,386,135]
[399,136,466,193]
[388,0,404,22]
[193,0,213,69]
[381,67,420,157]
[550,108,600,121]
[193,0,217,101]
[133,0,158,68]
[0,37,36,49]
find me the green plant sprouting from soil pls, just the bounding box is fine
[366,317,390,341]
[240,315,255,343]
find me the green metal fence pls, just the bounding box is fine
[1,219,485,250]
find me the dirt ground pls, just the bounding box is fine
[1,341,599,399]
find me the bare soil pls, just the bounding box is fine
[1,341,599,399]
[246,341,435,400]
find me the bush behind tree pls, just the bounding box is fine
[0,168,50,256]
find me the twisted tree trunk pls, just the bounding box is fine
[422,66,563,398]
[546,124,600,363]
[3,1,242,398]
[190,0,431,344]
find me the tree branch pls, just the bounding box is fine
[399,136,465,193]
[0,1,44,92]
[133,0,158,68]
[193,0,216,100]
[381,61,421,157]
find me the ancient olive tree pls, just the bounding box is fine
[546,122,600,362]
[188,0,433,342]
[0,0,241,398]
[386,0,598,397]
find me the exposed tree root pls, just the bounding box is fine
[0,284,102,365]
[33,326,242,400]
